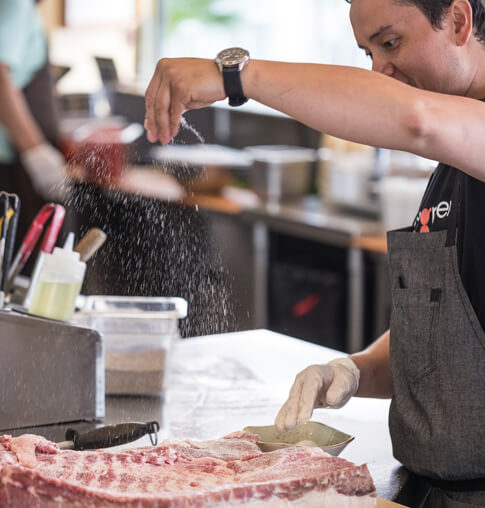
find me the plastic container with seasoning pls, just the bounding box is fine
[75,296,187,396]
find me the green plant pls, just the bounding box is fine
[166,0,239,32]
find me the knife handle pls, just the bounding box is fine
[74,228,107,262]
[65,421,160,450]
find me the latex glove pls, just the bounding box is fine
[274,357,360,433]
[21,143,67,200]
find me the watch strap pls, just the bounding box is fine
[222,66,248,107]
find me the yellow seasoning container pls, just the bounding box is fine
[29,233,86,321]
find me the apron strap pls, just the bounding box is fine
[394,472,432,508]
[445,169,464,247]
[395,472,485,507]
[425,475,485,493]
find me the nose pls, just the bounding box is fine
[372,57,395,77]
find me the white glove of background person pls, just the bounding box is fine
[21,143,67,200]
[275,357,360,433]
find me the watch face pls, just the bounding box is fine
[216,47,249,67]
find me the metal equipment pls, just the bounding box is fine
[0,308,104,431]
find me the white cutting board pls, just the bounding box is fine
[377,498,408,507]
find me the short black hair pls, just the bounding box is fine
[346,0,485,46]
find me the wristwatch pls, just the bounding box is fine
[215,47,250,107]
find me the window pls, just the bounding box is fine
[160,0,369,69]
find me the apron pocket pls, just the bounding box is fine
[391,287,441,382]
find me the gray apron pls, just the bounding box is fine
[387,169,485,506]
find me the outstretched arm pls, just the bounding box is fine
[145,58,485,181]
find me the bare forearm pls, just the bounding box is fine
[243,61,423,150]
[350,329,392,398]
[0,63,43,152]
[242,60,485,180]
[145,57,485,180]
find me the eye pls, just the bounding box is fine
[383,38,398,49]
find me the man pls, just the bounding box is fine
[144,0,485,505]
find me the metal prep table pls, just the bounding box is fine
[162,329,407,501]
[8,329,407,503]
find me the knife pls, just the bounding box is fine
[56,421,160,451]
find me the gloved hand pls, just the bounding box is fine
[274,357,360,433]
[21,143,67,200]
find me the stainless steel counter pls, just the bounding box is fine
[7,329,406,501]
[241,196,383,246]
[162,329,406,501]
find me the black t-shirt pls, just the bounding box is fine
[412,162,485,330]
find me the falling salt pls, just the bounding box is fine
[180,116,205,144]
[64,117,237,338]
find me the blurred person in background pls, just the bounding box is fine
[0,0,65,241]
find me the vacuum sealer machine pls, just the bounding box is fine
[0,308,104,431]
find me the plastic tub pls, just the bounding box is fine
[75,296,187,396]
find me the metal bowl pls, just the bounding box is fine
[244,420,354,456]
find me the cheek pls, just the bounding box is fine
[419,52,460,92]
[409,39,457,91]
[397,55,445,90]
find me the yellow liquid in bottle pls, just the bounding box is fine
[29,280,82,321]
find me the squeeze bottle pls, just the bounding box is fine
[29,233,86,321]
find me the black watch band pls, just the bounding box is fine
[222,65,248,107]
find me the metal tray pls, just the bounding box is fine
[244,420,354,456]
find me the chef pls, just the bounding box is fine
[0,0,65,241]
[144,0,485,505]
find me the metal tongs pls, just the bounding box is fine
[6,203,66,309]
[7,204,64,290]
[0,192,20,308]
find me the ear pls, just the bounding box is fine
[449,0,473,46]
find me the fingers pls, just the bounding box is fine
[274,365,338,433]
[299,373,325,418]
[325,360,359,408]
[145,58,225,144]
[325,367,350,407]
[275,377,303,433]
[168,83,188,140]
[144,59,190,144]
[144,61,163,143]
[156,78,173,144]
[275,367,325,433]
[326,381,348,408]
